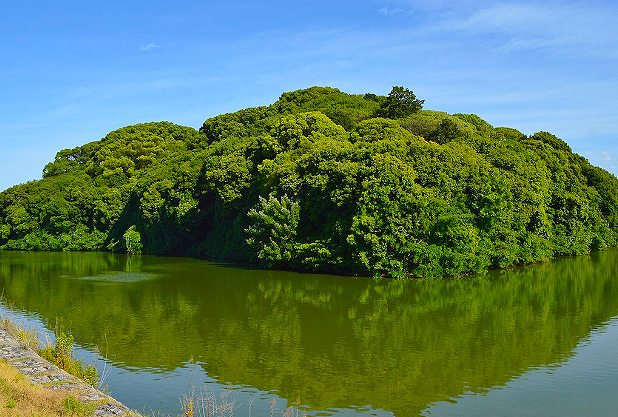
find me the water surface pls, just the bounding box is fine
[0,250,617,416]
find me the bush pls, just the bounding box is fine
[39,331,99,387]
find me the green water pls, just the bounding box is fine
[0,250,617,416]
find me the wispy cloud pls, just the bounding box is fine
[140,42,160,51]
[602,151,614,161]
[378,7,405,16]
[457,4,551,32]
[430,2,618,57]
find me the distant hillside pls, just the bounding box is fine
[1,86,617,277]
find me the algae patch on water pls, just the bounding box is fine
[76,271,158,283]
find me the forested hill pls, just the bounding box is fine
[1,86,617,277]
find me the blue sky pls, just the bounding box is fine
[1,0,617,191]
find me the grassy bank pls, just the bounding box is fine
[0,317,143,417]
[0,360,94,416]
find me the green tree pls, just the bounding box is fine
[376,86,424,119]
[246,194,300,267]
[123,226,143,254]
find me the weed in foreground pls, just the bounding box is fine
[91,334,112,393]
[179,387,306,417]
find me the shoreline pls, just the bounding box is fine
[0,326,138,416]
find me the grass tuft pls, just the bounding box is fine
[63,395,96,416]
[0,318,39,350]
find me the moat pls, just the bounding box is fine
[1,250,617,416]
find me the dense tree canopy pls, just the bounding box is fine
[1,86,617,277]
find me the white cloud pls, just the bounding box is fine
[601,151,613,161]
[140,43,160,51]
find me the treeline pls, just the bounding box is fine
[1,86,617,277]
